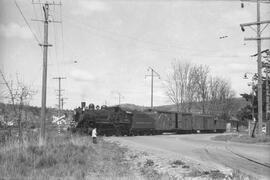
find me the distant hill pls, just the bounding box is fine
[155,97,250,115]
[120,97,250,116]
[119,104,149,112]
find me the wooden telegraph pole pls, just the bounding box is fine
[32,1,61,145]
[40,3,50,145]
[240,0,270,136]
[262,51,270,122]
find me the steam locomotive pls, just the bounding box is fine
[72,102,227,136]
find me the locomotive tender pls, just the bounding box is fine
[72,102,226,136]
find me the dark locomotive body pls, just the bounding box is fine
[73,105,132,135]
[73,103,226,135]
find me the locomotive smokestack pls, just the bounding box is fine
[81,102,86,108]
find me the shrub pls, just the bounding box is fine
[144,159,154,167]
[27,145,44,156]
[171,160,185,166]
[36,155,57,168]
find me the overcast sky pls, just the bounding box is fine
[0,0,269,109]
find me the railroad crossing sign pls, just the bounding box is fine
[52,115,66,125]
[52,115,67,134]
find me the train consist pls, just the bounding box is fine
[72,102,226,136]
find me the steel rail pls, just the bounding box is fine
[225,146,270,168]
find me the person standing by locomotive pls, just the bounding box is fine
[92,127,97,144]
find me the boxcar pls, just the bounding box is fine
[215,118,226,133]
[192,114,204,131]
[177,113,193,133]
[152,111,176,132]
[130,111,155,135]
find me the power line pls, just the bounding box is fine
[67,21,205,60]
[59,1,66,76]
[14,1,40,44]
[68,19,257,59]
[67,18,220,54]
[32,1,42,40]
[51,10,60,75]
[60,0,65,63]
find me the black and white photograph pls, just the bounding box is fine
[0,0,270,179]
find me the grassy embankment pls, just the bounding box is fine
[0,129,148,180]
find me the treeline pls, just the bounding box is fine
[166,61,237,118]
[237,79,270,122]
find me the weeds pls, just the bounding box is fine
[229,170,258,180]
[138,158,172,180]
[0,131,138,179]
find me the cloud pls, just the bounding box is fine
[0,23,32,39]
[72,0,110,16]
[70,69,96,82]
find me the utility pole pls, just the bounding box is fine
[263,51,270,121]
[40,3,50,145]
[240,0,270,136]
[53,77,66,116]
[244,72,257,120]
[61,97,68,109]
[32,1,61,145]
[266,70,269,120]
[145,67,160,109]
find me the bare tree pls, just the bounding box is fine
[208,76,236,117]
[195,65,209,113]
[208,76,221,114]
[166,61,199,112]
[0,70,35,144]
[166,60,236,115]
[186,66,199,112]
[166,62,181,112]
[219,79,236,118]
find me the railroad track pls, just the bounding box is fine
[225,146,270,169]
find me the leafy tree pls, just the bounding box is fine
[238,77,269,123]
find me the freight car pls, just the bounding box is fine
[72,102,226,135]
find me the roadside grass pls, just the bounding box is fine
[140,159,171,180]
[230,170,258,180]
[0,130,141,180]
[212,134,270,144]
[1,130,260,180]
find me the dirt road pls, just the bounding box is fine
[107,134,270,179]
